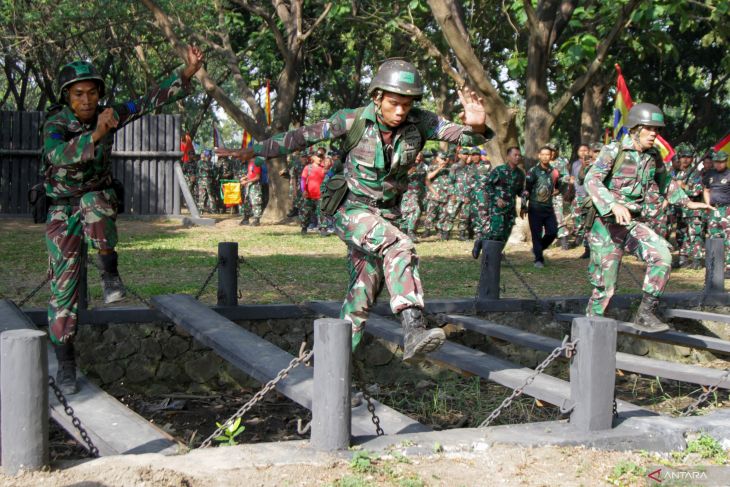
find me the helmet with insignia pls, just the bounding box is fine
[57,61,106,102]
[368,59,425,99]
[676,143,695,158]
[625,103,665,129]
[712,150,728,163]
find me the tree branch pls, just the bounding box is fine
[299,2,332,43]
[523,0,538,30]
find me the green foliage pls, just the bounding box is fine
[606,460,646,485]
[349,450,376,474]
[684,434,728,464]
[213,417,245,446]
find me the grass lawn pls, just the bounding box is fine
[0,215,706,309]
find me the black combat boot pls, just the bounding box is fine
[97,252,126,304]
[399,308,446,361]
[688,259,702,270]
[560,236,570,250]
[439,231,450,241]
[251,217,260,226]
[458,230,467,241]
[240,217,250,225]
[574,235,583,247]
[632,293,670,333]
[301,226,308,235]
[54,343,78,395]
[580,246,590,259]
[286,208,298,218]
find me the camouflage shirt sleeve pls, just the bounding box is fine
[415,109,493,146]
[112,69,191,128]
[585,144,621,216]
[42,117,95,168]
[253,109,351,158]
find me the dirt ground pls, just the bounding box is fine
[0,442,689,487]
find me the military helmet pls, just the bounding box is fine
[676,143,695,158]
[625,103,665,129]
[368,59,425,98]
[57,61,106,101]
[545,141,558,152]
[590,142,603,152]
[712,150,728,163]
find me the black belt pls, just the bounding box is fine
[346,193,397,209]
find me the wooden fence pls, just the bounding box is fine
[0,110,184,216]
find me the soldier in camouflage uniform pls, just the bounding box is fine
[472,146,524,258]
[547,142,571,250]
[463,147,489,240]
[41,46,203,394]
[584,103,713,333]
[423,152,452,238]
[240,156,264,225]
[182,152,198,198]
[196,149,216,213]
[282,151,305,218]
[703,150,730,278]
[570,143,595,258]
[220,60,491,359]
[399,151,428,241]
[444,147,472,240]
[673,144,705,268]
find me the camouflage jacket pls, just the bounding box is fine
[252,101,491,204]
[486,164,524,208]
[42,71,190,198]
[470,162,491,196]
[673,166,703,202]
[585,135,688,217]
[405,163,427,196]
[524,163,563,210]
[427,163,452,202]
[450,162,470,199]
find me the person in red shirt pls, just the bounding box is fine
[300,148,327,235]
[240,157,263,226]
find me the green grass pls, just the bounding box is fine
[0,216,706,308]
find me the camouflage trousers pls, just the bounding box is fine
[707,205,730,270]
[46,189,118,345]
[469,192,490,239]
[586,218,672,316]
[423,197,449,233]
[483,205,515,242]
[197,178,216,213]
[289,179,303,213]
[645,202,669,239]
[677,209,705,261]
[241,182,263,219]
[553,194,569,239]
[334,203,424,350]
[443,197,465,233]
[399,191,422,233]
[300,198,325,229]
[570,195,589,240]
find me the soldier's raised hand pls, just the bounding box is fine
[182,45,204,82]
[92,108,119,142]
[457,88,487,132]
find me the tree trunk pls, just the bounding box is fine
[580,77,609,145]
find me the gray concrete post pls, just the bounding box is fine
[569,316,617,431]
[217,242,239,306]
[477,240,505,301]
[705,237,725,294]
[1,329,49,473]
[78,243,88,310]
[173,161,201,218]
[311,318,351,451]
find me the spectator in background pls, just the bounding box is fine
[300,147,327,235]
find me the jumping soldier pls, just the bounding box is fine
[42,45,203,394]
[584,103,713,332]
[703,150,730,278]
[472,146,525,259]
[219,59,491,359]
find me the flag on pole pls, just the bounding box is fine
[241,129,253,150]
[265,79,272,126]
[612,64,675,162]
[603,127,611,145]
[213,121,224,149]
[713,133,730,156]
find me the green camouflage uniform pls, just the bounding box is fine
[704,167,730,271]
[444,160,470,234]
[469,159,492,239]
[252,101,489,348]
[399,162,427,234]
[196,156,216,213]
[552,155,571,239]
[182,154,198,196]
[42,70,190,344]
[287,154,305,215]
[423,162,452,234]
[584,135,689,316]
[482,163,525,241]
[675,166,705,262]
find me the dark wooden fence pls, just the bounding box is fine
[0,110,184,216]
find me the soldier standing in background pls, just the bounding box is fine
[423,151,452,239]
[400,151,428,242]
[570,143,591,257]
[196,149,216,213]
[703,150,730,278]
[674,144,705,269]
[547,142,571,250]
[41,46,203,393]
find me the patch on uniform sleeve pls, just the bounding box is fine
[125,101,137,114]
[50,133,63,140]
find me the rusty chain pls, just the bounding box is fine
[199,342,313,448]
[48,376,99,457]
[479,336,578,428]
[680,368,730,417]
[17,275,51,308]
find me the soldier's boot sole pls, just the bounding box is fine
[403,328,446,362]
[628,320,670,333]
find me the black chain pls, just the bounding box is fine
[194,260,219,300]
[48,376,99,457]
[17,275,51,308]
[353,365,384,436]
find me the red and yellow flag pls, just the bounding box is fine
[654,134,675,162]
[714,133,730,156]
[241,129,253,149]
[265,79,271,126]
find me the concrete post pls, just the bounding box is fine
[78,243,88,310]
[173,161,201,218]
[217,242,239,307]
[311,318,351,451]
[477,240,505,301]
[569,316,617,431]
[705,237,725,294]
[1,329,49,473]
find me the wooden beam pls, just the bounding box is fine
[151,294,427,436]
[665,309,730,324]
[449,314,730,389]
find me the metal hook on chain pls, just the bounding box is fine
[297,418,312,435]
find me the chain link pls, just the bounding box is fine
[680,368,730,417]
[194,260,219,300]
[48,376,99,457]
[353,365,384,436]
[199,342,313,448]
[479,336,578,428]
[17,275,51,308]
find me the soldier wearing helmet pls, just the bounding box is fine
[583,103,713,332]
[672,143,705,269]
[42,46,203,394]
[703,150,730,278]
[218,59,492,360]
